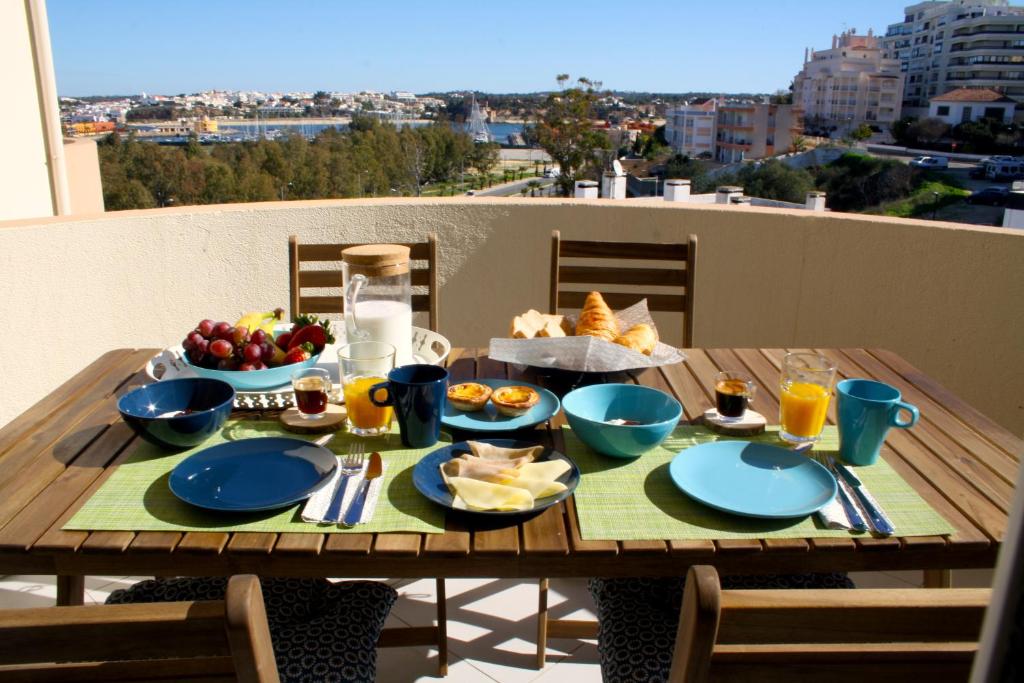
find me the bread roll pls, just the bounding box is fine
[575,291,619,342]
[613,323,657,355]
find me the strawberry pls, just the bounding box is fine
[283,343,315,365]
[287,324,328,353]
[275,331,293,349]
[289,315,334,347]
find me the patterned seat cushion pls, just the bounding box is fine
[588,573,854,683]
[107,577,397,683]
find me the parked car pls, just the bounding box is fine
[542,167,560,178]
[985,160,1024,181]
[909,156,949,170]
[966,187,1010,206]
[969,164,988,179]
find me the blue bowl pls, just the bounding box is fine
[181,352,320,390]
[118,378,235,450]
[562,383,682,458]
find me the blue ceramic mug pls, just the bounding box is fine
[370,365,449,448]
[836,379,920,466]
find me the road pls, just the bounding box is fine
[474,176,556,197]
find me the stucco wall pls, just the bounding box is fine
[1,198,1022,436]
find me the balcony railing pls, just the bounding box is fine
[0,199,1022,438]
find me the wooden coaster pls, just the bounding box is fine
[701,408,767,436]
[280,404,347,434]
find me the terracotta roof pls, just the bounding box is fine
[931,88,1016,103]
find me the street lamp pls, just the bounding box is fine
[931,191,940,220]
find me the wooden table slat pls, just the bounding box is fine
[373,534,422,556]
[225,533,278,555]
[521,503,570,555]
[80,531,135,553]
[322,534,374,555]
[274,533,325,555]
[868,348,1023,460]
[128,532,183,553]
[176,533,230,554]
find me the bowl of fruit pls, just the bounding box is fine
[180,309,335,391]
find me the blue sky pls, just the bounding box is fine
[49,0,903,96]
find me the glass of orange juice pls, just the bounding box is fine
[338,341,396,436]
[779,352,836,444]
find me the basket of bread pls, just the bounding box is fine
[488,292,686,373]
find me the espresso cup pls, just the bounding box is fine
[714,371,756,421]
[837,378,920,466]
[369,364,449,448]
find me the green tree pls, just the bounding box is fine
[790,135,808,153]
[534,75,611,196]
[736,160,815,203]
[663,154,705,185]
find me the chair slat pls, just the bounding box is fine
[715,588,988,644]
[299,294,432,315]
[0,657,238,682]
[0,602,228,665]
[556,291,687,312]
[300,268,430,289]
[560,240,688,260]
[297,242,430,261]
[559,265,687,287]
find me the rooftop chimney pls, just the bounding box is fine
[716,186,743,204]
[574,180,598,199]
[805,191,827,211]
[601,172,626,200]
[664,179,691,202]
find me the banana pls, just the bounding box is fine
[235,307,284,334]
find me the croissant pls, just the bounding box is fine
[575,291,619,342]
[613,323,657,355]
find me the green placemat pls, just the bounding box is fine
[565,425,955,541]
[65,421,445,534]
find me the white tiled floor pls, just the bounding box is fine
[0,569,996,681]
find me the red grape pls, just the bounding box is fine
[188,331,204,347]
[182,336,196,351]
[209,339,234,359]
[197,319,215,337]
[196,338,209,355]
[232,327,250,346]
[253,361,268,370]
[260,341,275,359]
[239,362,257,371]
[217,358,239,371]
[243,343,262,363]
[187,346,204,364]
[251,329,267,345]
[212,321,231,339]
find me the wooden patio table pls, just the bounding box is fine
[0,347,1018,605]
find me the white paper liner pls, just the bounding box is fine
[488,299,686,372]
[302,459,385,525]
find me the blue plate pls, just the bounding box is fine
[413,439,580,516]
[169,437,337,512]
[669,441,837,519]
[442,379,560,433]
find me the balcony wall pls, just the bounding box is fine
[1,198,1023,436]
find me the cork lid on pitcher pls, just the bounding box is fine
[341,244,410,277]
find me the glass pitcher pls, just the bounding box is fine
[341,244,414,366]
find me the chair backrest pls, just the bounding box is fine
[0,575,279,683]
[549,230,698,347]
[669,565,990,683]
[288,234,439,332]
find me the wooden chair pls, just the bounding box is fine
[288,234,439,332]
[548,229,698,347]
[662,565,988,682]
[0,575,279,682]
[537,230,699,666]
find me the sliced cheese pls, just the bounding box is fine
[492,475,567,499]
[446,476,535,511]
[518,460,572,481]
[467,441,542,462]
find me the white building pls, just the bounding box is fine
[664,100,717,157]
[793,29,905,134]
[928,86,1017,121]
[882,1,1024,116]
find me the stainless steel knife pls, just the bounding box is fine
[828,456,896,536]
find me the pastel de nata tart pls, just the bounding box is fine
[490,385,541,417]
[447,382,493,411]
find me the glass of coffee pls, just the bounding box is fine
[715,371,756,421]
[291,367,332,419]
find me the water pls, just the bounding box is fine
[139,120,526,146]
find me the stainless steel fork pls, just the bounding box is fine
[813,451,869,532]
[325,443,365,523]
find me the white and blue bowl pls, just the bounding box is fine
[181,352,320,391]
[562,383,682,458]
[118,378,235,450]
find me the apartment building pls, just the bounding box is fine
[793,29,905,134]
[882,0,1024,115]
[715,102,802,163]
[664,100,717,158]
